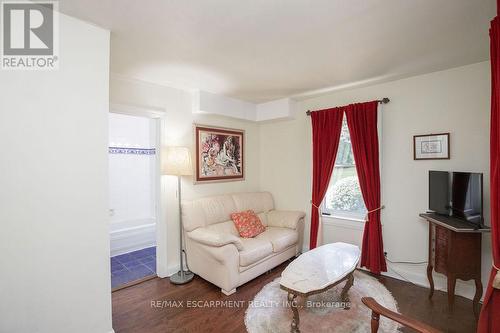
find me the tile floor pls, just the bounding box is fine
[111,246,156,289]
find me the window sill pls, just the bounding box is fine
[322,214,366,223]
[321,215,366,231]
[321,214,384,229]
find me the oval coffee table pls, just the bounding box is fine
[280,242,361,333]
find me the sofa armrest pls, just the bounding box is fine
[267,210,306,229]
[187,228,244,251]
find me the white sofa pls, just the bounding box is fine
[182,192,305,295]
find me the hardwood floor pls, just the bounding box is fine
[112,262,478,333]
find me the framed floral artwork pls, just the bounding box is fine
[194,125,244,183]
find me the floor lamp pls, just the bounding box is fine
[163,146,194,284]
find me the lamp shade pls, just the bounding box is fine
[162,146,193,176]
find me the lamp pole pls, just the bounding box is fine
[163,146,194,285]
[170,175,194,284]
[169,175,194,284]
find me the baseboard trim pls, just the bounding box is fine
[167,265,180,277]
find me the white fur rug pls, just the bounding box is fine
[245,271,400,333]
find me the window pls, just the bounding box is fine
[322,119,367,220]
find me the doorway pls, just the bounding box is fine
[108,105,164,290]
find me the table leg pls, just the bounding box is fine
[288,292,300,333]
[447,275,456,312]
[340,273,354,310]
[473,278,483,318]
[427,223,435,300]
[427,264,434,299]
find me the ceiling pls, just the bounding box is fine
[59,0,496,103]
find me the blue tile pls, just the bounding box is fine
[128,265,154,280]
[143,247,156,255]
[111,267,128,277]
[110,248,157,289]
[144,262,156,273]
[122,260,142,269]
[114,253,137,264]
[131,249,150,259]
[138,255,155,264]
[111,274,130,289]
[110,257,120,264]
[111,263,156,289]
[111,262,126,273]
[111,259,123,266]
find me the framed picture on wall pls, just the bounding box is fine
[194,124,244,183]
[413,133,450,160]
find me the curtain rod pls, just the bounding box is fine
[306,98,390,116]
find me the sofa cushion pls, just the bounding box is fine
[239,238,273,266]
[256,227,298,253]
[231,210,266,238]
[257,212,268,226]
[182,195,237,231]
[267,210,306,229]
[181,200,207,231]
[232,192,274,214]
[200,195,237,226]
[206,220,239,236]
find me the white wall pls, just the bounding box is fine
[110,75,261,275]
[108,113,156,225]
[195,90,256,121]
[109,113,157,256]
[194,91,297,122]
[256,98,297,122]
[0,14,112,333]
[259,62,492,300]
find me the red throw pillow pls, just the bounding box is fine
[230,210,266,238]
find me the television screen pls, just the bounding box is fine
[429,171,450,215]
[451,172,483,225]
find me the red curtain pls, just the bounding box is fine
[310,108,344,249]
[345,101,387,274]
[477,5,500,332]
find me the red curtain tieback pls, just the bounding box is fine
[310,200,321,209]
[363,205,385,222]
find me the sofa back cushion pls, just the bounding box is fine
[182,194,236,231]
[231,192,274,215]
[182,192,274,231]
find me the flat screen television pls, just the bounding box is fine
[429,171,484,226]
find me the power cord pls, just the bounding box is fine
[386,257,428,265]
[383,253,427,286]
[384,252,427,265]
[386,263,418,286]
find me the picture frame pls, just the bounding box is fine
[194,124,245,183]
[413,133,450,160]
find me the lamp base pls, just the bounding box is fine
[169,270,194,285]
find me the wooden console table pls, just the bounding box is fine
[419,213,490,317]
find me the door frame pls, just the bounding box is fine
[109,103,169,278]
